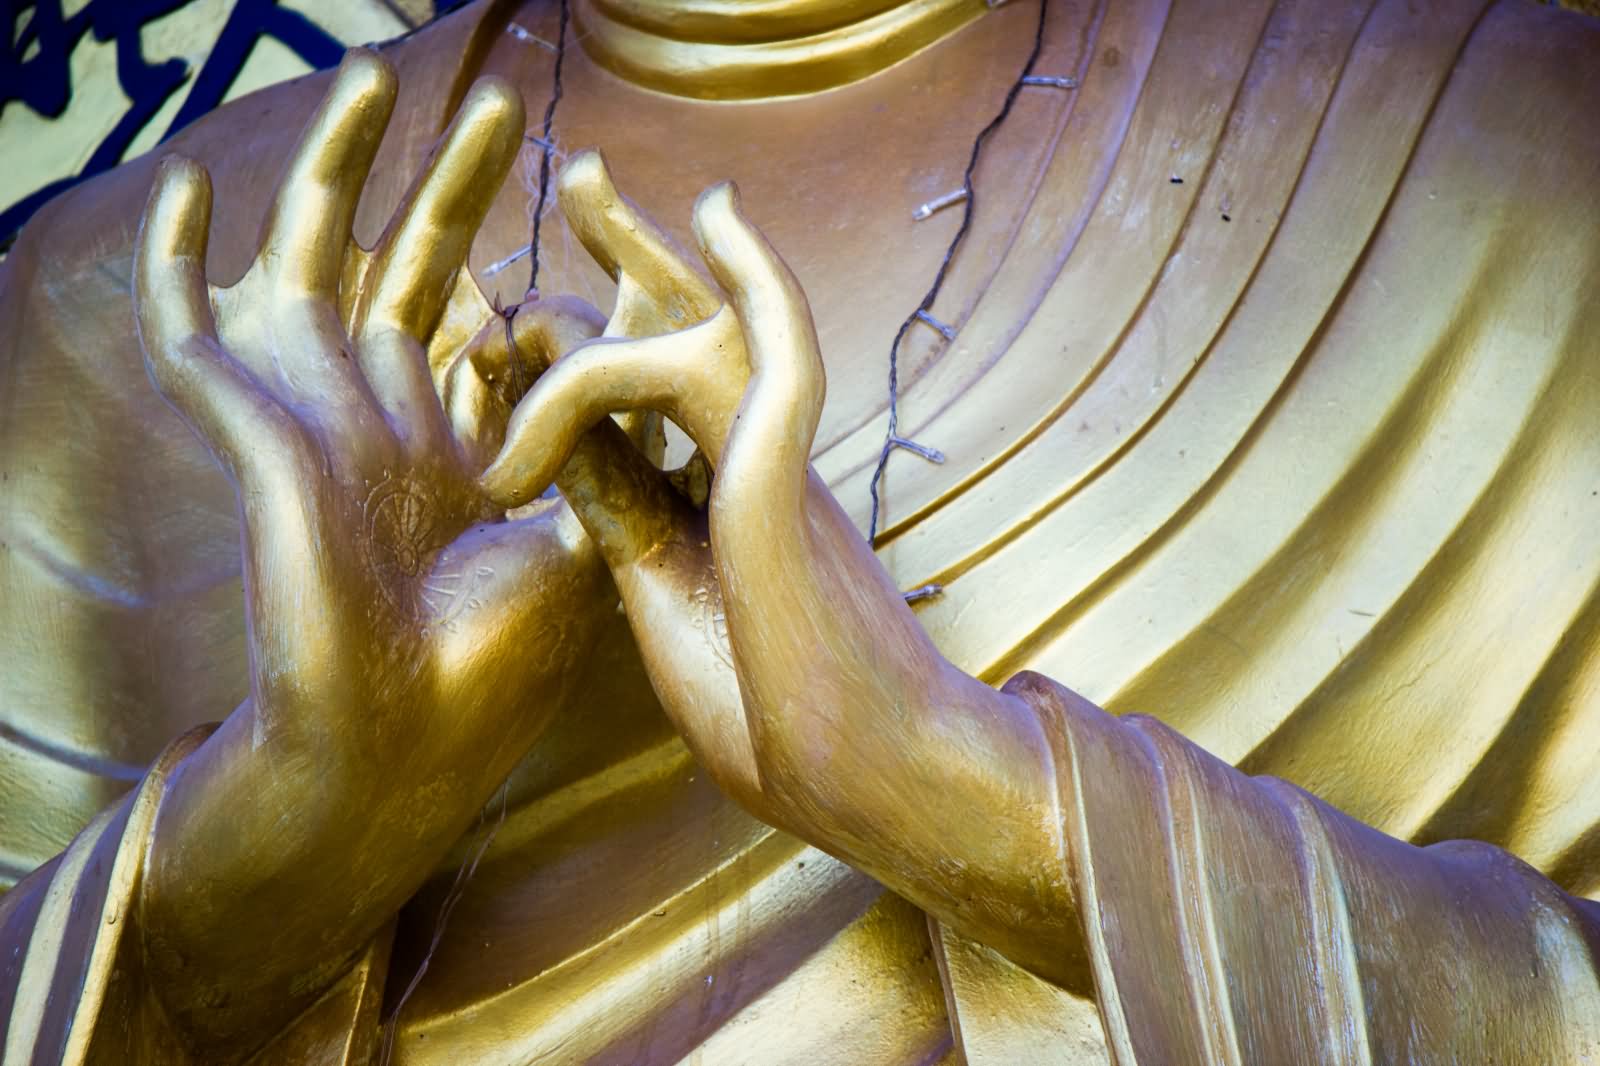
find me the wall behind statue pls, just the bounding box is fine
[0,0,438,253]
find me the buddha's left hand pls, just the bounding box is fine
[132,52,634,1050]
[478,159,1087,990]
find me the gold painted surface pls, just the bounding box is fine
[479,148,1600,1059]
[472,143,1600,1060]
[931,920,1110,1066]
[0,0,1598,1062]
[3,37,959,1060]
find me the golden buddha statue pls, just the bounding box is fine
[2,0,1600,1062]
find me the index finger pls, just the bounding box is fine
[557,150,722,335]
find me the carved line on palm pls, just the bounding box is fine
[133,47,1076,999]
[130,51,623,734]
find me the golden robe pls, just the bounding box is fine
[2,0,1599,1062]
[7,675,1600,1063]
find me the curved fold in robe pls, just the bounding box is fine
[0,727,209,1065]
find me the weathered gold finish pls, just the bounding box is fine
[2,0,1600,1062]
[486,151,1600,1060]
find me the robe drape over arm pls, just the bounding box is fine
[0,729,206,1064]
[1008,671,1600,1066]
[0,726,391,1066]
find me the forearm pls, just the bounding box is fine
[820,668,1091,994]
[141,675,563,1051]
[718,476,1087,988]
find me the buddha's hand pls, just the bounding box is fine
[136,51,608,787]
[131,53,629,1042]
[478,157,1086,987]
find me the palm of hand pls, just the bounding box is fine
[123,55,680,1047]
[134,53,605,756]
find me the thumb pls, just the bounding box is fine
[441,295,606,470]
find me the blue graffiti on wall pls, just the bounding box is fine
[1,0,347,245]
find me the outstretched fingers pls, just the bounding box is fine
[136,157,314,492]
[256,50,397,297]
[360,78,524,335]
[355,77,525,453]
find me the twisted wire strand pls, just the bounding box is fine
[867,0,1051,543]
[527,0,570,296]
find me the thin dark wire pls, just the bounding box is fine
[867,0,1050,544]
[492,294,525,398]
[527,0,570,297]
[379,781,511,1066]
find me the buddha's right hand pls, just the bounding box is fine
[130,52,631,1050]
[476,156,1088,990]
